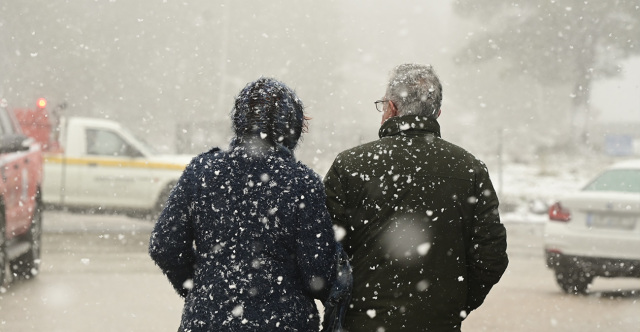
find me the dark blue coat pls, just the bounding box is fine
[150,142,338,331]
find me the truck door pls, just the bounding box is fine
[0,108,30,232]
[79,128,150,211]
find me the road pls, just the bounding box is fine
[463,222,640,332]
[1,211,639,332]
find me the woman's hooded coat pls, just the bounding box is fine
[149,78,339,331]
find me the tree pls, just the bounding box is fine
[453,0,640,145]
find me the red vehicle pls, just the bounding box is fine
[0,98,44,285]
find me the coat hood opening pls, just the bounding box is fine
[231,77,305,152]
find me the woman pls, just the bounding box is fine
[149,78,340,331]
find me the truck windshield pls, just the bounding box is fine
[119,126,159,155]
[133,133,159,155]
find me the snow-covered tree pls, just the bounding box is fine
[453,0,640,145]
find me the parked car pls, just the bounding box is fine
[544,159,640,294]
[0,99,44,285]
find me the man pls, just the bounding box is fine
[323,63,508,331]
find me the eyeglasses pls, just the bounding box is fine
[374,99,391,112]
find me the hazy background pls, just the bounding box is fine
[1,0,639,175]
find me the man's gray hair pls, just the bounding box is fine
[386,63,442,118]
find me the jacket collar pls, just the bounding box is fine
[378,115,441,139]
[229,137,296,160]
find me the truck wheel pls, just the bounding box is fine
[554,267,592,295]
[0,208,6,286]
[10,191,43,280]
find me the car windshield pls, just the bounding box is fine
[132,132,159,155]
[119,125,159,155]
[583,169,640,193]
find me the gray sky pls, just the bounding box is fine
[2,1,639,170]
[591,57,640,123]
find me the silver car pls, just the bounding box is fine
[544,159,640,294]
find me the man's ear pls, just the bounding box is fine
[389,101,399,117]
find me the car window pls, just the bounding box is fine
[86,128,142,157]
[0,107,14,135]
[583,169,640,193]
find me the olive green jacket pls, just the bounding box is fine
[324,115,508,331]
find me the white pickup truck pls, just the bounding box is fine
[14,103,192,218]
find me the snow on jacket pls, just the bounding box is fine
[149,142,338,331]
[323,115,509,331]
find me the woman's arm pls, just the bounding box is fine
[294,171,339,302]
[149,161,198,298]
